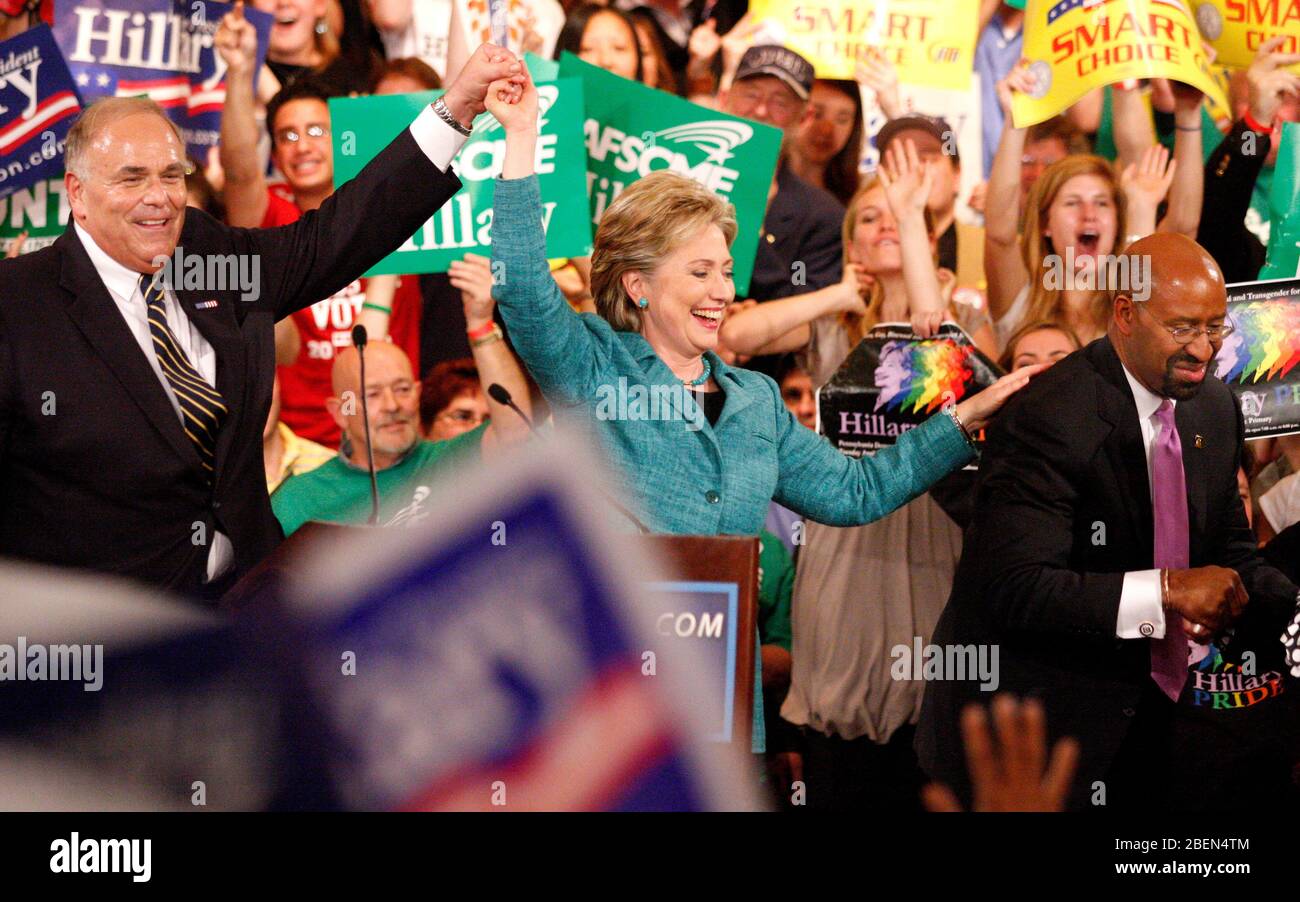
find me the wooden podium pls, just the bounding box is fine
[223,525,760,751]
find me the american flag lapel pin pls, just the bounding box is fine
[195,299,219,310]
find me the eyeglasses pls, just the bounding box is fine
[274,123,330,144]
[1134,303,1235,344]
[439,409,489,425]
[730,86,800,121]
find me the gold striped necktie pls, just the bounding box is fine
[138,274,227,477]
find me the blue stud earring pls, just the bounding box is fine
[636,297,649,309]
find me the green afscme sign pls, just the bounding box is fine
[557,52,783,296]
[330,77,593,275]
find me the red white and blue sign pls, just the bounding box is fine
[52,0,271,159]
[0,25,83,200]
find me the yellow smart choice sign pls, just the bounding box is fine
[1192,0,1300,68]
[747,0,981,89]
[1012,0,1230,127]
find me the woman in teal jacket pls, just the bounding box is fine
[484,68,1039,536]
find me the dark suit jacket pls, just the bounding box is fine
[914,336,1297,808]
[1197,119,1269,285]
[0,128,460,596]
[748,163,844,304]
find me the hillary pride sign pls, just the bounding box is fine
[0,26,82,201]
[1012,0,1229,127]
[52,0,272,157]
[746,0,981,89]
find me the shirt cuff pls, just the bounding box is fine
[1117,569,1166,639]
[409,104,470,174]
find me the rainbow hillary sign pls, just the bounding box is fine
[818,322,1003,458]
[1216,279,1300,439]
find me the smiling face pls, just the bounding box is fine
[1044,173,1118,277]
[873,342,911,409]
[580,10,639,81]
[271,97,334,196]
[849,184,902,274]
[66,110,188,273]
[251,0,325,64]
[798,82,856,167]
[330,343,421,468]
[629,223,735,360]
[1113,234,1228,401]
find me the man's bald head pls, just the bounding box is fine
[327,341,422,468]
[331,341,413,396]
[1110,233,1229,400]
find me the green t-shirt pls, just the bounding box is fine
[757,529,794,653]
[271,424,486,536]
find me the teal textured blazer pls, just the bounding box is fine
[490,175,976,535]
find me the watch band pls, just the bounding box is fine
[432,97,473,137]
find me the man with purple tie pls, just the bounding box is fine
[916,233,1300,810]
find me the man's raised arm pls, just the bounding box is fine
[215,2,269,229]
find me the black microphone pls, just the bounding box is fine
[352,324,380,526]
[486,382,650,534]
[487,381,533,431]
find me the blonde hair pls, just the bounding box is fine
[838,175,937,347]
[1019,154,1128,338]
[589,171,738,332]
[65,97,184,179]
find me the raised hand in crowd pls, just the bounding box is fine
[923,697,1079,813]
[215,0,259,78]
[448,253,497,329]
[856,50,902,120]
[1119,143,1176,238]
[879,139,946,336]
[1247,35,1300,129]
[984,63,1039,322]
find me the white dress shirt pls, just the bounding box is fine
[74,106,468,584]
[1115,364,1174,638]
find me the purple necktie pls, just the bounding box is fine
[1150,400,1190,701]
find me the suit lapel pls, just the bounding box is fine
[1175,398,1210,548]
[56,230,201,469]
[1091,338,1156,564]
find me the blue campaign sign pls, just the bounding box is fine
[290,438,762,812]
[643,581,737,743]
[0,26,83,200]
[52,0,271,158]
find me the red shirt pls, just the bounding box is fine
[260,190,422,448]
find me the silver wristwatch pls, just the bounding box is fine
[432,97,473,136]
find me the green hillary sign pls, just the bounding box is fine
[557,53,783,296]
[330,77,593,276]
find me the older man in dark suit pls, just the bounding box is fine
[0,18,524,599]
[916,233,1300,810]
